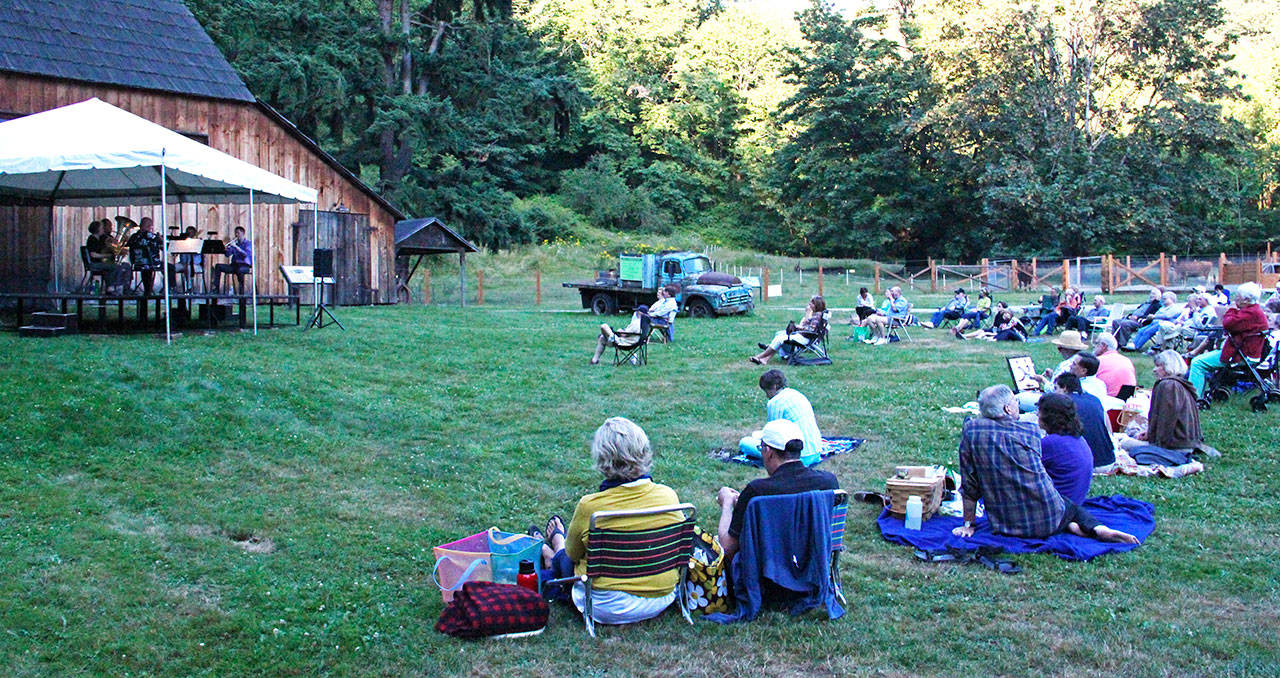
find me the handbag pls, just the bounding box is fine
[686,526,731,615]
[432,528,545,603]
[486,528,543,589]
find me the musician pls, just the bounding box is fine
[85,220,129,293]
[125,217,164,295]
[212,226,253,294]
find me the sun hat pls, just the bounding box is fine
[759,419,803,452]
[1051,330,1089,351]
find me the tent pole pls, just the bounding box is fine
[313,205,319,318]
[161,155,171,345]
[250,190,258,335]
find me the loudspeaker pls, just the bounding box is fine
[314,248,334,278]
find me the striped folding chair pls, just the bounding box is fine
[830,490,848,606]
[548,503,697,637]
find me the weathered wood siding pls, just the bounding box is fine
[0,72,398,301]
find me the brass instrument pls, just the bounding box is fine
[109,216,139,262]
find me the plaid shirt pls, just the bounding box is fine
[958,415,1065,538]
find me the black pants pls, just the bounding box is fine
[1056,499,1101,535]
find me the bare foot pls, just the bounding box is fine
[589,358,599,365]
[1068,522,1139,544]
[1093,525,1140,544]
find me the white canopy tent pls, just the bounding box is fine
[0,98,321,342]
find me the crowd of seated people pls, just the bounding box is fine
[862,286,910,345]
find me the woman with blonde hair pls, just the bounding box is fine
[536,417,685,625]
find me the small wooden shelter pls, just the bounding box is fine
[394,217,479,305]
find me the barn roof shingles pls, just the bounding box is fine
[0,0,253,102]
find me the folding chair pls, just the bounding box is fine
[613,315,653,366]
[725,489,847,621]
[79,246,109,294]
[1090,304,1124,336]
[548,503,697,637]
[782,313,831,365]
[887,305,913,342]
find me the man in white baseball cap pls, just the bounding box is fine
[716,419,839,566]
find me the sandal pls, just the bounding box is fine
[749,356,764,365]
[527,524,544,542]
[545,515,566,545]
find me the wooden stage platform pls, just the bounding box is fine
[0,291,300,333]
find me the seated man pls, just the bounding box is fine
[1066,351,1116,408]
[169,226,204,292]
[1053,373,1116,469]
[647,285,679,342]
[1189,282,1270,399]
[212,226,253,294]
[923,288,968,329]
[1092,332,1136,398]
[1015,330,1088,411]
[953,385,1137,543]
[125,216,164,295]
[717,418,839,575]
[739,369,823,467]
[864,286,909,345]
[1129,291,1182,351]
[589,305,649,365]
[1112,287,1164,347]
[1079,295,1111,337]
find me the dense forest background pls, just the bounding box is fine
[187,0,1280,259]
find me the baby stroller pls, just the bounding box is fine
[1198,330,1280,413]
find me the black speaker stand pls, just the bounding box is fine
[305,281,344,330]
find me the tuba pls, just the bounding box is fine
[111,216,140,261]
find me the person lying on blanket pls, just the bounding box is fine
[952,385,1139,544]
[717,419,839,571]
[739,369,823,467]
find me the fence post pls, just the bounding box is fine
[818,262,824,296]
[929,258,937,292]
[477,269,484,305]
[1062,259,1069,290]
[1159,253,1168,287]
[1011,260,1019,290]
[1031,257,1038,285]
[874,263,881,295]
[980,258,988,286]
[1100,255,1109,294]
[535,270,541,305]
[763,268,770,302]
[423,268,431,305]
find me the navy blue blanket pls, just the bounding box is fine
[877,495,1154,562]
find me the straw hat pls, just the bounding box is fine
[1051,330,1089,351]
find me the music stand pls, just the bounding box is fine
[306,248,343,330]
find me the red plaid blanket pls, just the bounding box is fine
[435,581,548,638]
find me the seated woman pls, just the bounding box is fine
[536,417,684,625]
[1036,393,1093,504]
[851,287,876,324]
[959,303,1025,341]
[950,288,992,335]
[1121,350,1216,463]
[750,295,826,364]
[1189,282,1270,399]
[589,305,649,365]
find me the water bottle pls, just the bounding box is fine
[516,559,539,593]
[905,496,923,531]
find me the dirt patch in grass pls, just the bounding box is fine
[224,529,275,554]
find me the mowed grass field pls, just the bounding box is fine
[1,297,1278,677]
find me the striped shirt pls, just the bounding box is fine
[958,415,1065,538]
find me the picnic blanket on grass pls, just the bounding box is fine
[712,437,864,468]
[877,495,1154,562]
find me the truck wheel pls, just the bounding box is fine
[686,298,713,318]
[590,293,618,315]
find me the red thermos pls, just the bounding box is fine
[516,559,539,592]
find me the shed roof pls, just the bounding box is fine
[0,0,254,102]
[395,217,478,255]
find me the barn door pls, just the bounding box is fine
[295,210,372,305]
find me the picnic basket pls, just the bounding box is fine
[885,466,945,520]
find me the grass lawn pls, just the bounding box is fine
[1,297,1277,677]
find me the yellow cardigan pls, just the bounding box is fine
[565,479,683,597]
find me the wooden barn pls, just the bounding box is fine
[0,0,405,304]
